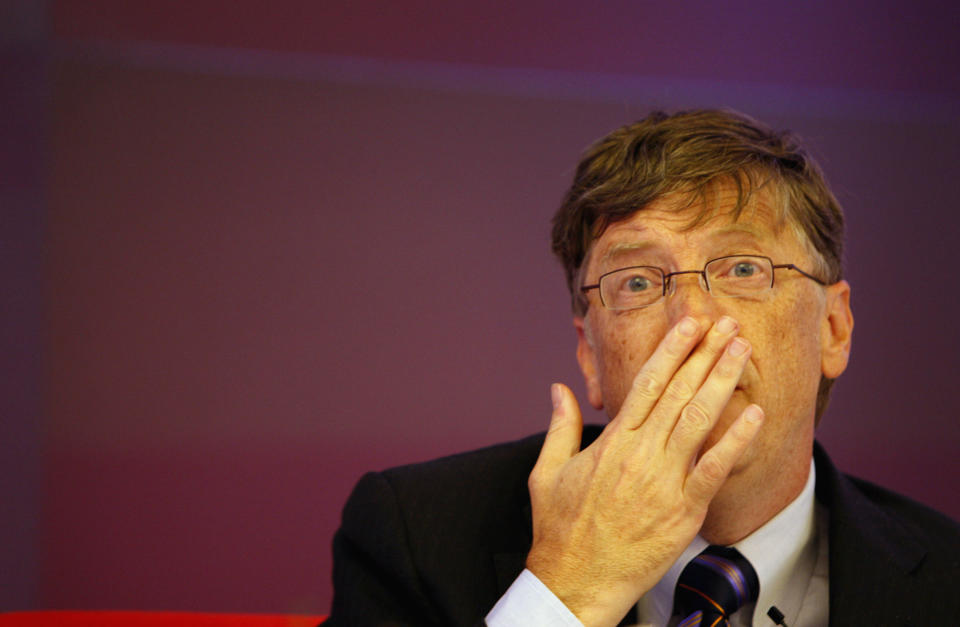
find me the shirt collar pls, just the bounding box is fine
[738,458,818,626]
[640,459,818,626]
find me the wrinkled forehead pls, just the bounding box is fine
[581,183,795,274]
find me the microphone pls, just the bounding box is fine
[767,606,790,626]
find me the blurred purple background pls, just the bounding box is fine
[3,0,959,614]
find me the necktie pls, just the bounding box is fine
[674,545,759,627]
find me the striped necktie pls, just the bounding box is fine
[674,545,759,627]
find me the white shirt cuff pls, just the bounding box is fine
[485,568,583,626]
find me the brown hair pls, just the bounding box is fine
[551,109,845,421]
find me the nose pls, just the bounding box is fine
[664,271,722,327]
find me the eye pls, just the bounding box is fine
[706,256,772,292]
[599,266,664,310]
[625,275,652,292]
[732,261,759,278]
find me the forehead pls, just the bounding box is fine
[588,187,796,268]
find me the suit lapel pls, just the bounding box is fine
[814,444,926,625]
[492,492,534,590]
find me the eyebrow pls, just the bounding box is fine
[596,241,658,266]
[594,224,772,267]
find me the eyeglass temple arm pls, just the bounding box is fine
[772,264,827,285]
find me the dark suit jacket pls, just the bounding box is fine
[324,426,960,626]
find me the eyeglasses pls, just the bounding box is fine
[580,254,826,312]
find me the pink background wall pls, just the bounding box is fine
[4,0,959,613]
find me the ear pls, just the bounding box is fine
[574,316,604,410]
[820,280,854,378]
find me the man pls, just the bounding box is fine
[324,110,960,626]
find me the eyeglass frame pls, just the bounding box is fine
[580,254,827,311]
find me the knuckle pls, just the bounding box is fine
[697,452,727,483]
[664,339,688,359]
[545,420,569,439]
[591,436,618,465]
[619,455,643,479]
[678,402,712,432]
[528,466,548,491]
[663,377,694,402]
[631,370,662,399]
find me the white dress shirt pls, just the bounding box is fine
[488,459,829,627]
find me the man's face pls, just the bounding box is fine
[574,186,852,501]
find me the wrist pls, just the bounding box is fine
[526,557,642,627]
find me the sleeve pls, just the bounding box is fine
[324,471,446,627]
[486,569,584,626]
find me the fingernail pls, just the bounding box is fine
[728,337,749,356]
[551,383,562,410]
[745,405,764,423]
[678,317,699,337]
[716,316,737,334]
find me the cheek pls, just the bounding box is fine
[748,296,824,411]
[594,315,665,415]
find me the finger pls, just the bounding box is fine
[613,316,705,430]
[618,316,740,432]
[639,316,742,435]
[665,336,752,457]
[532,383,584,476]
[684,404,765,506]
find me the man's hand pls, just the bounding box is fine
[525,316,765,627]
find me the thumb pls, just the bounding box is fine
[535,383,583,473]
